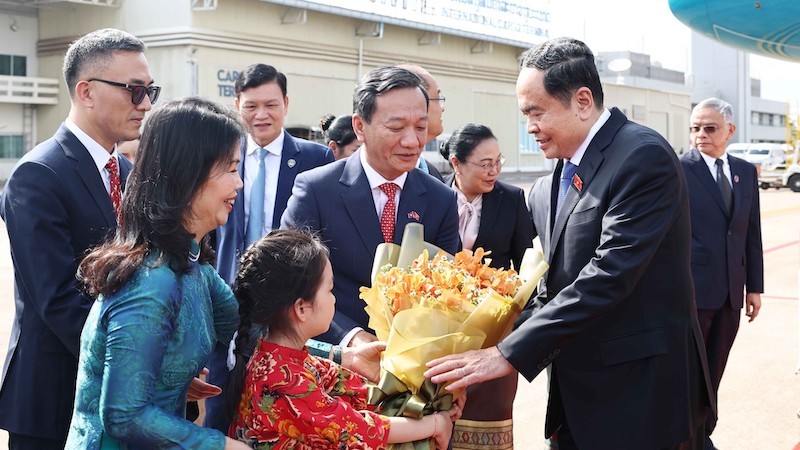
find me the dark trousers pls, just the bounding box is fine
[555,420,706,450]
[697,304,740,433]
[8,433,65,450]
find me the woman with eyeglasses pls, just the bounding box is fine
[320,114,360,160]
[439,123,535,450]
[66,97,250,450]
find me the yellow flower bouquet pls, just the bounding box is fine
[359,223,548,450]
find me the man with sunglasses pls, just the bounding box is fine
[680,97,763,450]
[0,28,157,449]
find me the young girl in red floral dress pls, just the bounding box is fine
[226,229,462,449]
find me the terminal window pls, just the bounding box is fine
[0,55,27,76]
[0,135,24,159]
[518,121,541,154]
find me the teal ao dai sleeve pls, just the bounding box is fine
[66,249,238,449]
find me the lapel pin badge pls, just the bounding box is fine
[407,211,420,221]
[287,159,296,168]
[572,174,583,192]
[733,174,739,183]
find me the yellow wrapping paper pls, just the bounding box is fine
[360,223,548,450]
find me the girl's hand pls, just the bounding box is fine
[432,412,453,450]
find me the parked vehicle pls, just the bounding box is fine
[782,144,800,193]
[726,143,789,170]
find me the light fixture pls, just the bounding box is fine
[9,17,18,32]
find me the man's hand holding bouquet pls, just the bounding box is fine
[359,223,548,450]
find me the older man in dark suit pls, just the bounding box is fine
[0,28,153,449]
[281,66,460,347]
[426,37,714,450]
[680,97,763,450]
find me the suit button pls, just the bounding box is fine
[554,348,560,355]
[537,364,544,370]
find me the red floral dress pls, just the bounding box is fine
[229,340,391,449]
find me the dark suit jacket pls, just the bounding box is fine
[0,124,131,440]
[214,130,334,284]
[498,108,714,449]
[444,175,533,271]
[680,148,763,310]
[281,149,460,343]
[425,159,445,182]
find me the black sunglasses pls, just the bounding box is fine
[89,78,161,105]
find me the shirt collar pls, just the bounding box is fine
[359,148,408,190]
[246,130,285,157]
[65,119,119,173]
[569,108,611,167]
[698,149,729,168]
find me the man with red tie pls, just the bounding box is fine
[0,28,157,449]
[281,66,460,347]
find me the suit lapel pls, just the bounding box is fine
[687,148,729,217]
[234,143,247,244]
[119,155,133,189]
[340,152,383,251]
[57,125,116,228]
[475,186,501,246]
[728,155,746,218]
[396,170,427,241]
[274,131,299,229]
[548,125,608,261]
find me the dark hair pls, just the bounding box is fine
[440,123,496,164]
[321,114,357,148]
[63,28,146,97]
[353,66,428,123]
[79,97,245,296]
[235,63,287,98]
[518,37,604,108]
[226,228,330,418]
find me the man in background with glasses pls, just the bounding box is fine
[398,63,447,182]
[0,28,157,450]
[680,97,763,450]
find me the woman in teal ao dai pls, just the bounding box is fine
[66,97,250,450]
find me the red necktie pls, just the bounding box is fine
[105,156,122,220]
[379,183,398,243]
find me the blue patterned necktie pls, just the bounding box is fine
[556,160,577,217]
[246,147,267,247]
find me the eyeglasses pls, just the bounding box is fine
[89,78,161,105]
[465,156,505,173]
[429,96,446,108]
[689,125,722,134]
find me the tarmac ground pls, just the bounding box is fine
[0,176,798,449]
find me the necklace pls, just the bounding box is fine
[188,247,200,262]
